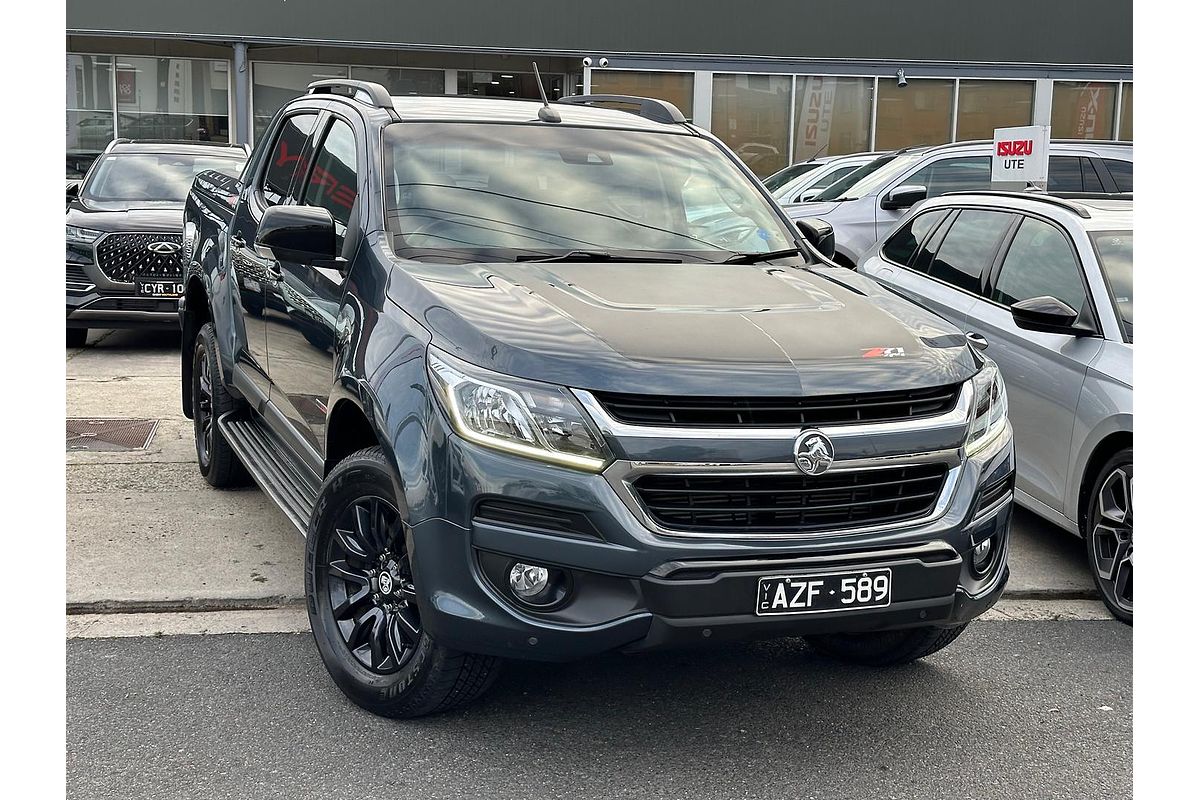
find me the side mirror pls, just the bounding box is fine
[795,218,836,260]
[255,205,337,266]
[1011,296,1083,335]
[880,184,928,211]
[66,181,80,206]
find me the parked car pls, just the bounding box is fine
[762,160,824,193]
[858,192,1132,622]
[768,152,881,204]
[786,140,1133,267]
[66,139,249,346]
[181,81,1015,717]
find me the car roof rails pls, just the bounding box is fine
[940,190,1109,219]
[307,80,400,121]
[557,94,688,125]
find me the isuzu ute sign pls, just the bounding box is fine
[991,124,1050,184]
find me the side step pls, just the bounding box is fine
[218,411,320,535]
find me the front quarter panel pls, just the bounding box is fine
[1067,341,1133,527]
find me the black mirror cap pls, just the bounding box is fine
[795,217,836,260]
[1011,295,1082,335]
[880,184,928,211]
[66,181,80,206]
[256,205,337,264]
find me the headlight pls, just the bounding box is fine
[965,359,1008,456]
[428,349,611,472]
[66,225,103,245]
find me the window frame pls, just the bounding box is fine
[880,208,952,269]
[255,107,323,208]
[919,207,1018,297]
[292,105,369,259]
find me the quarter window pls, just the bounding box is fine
[903,157,990,199]
[1104,159,1133,192]
[262,113,318,206]
[927,210,1013,295]
[992,217,1087,313]
[302,119,359,249]
[881,210,949,267]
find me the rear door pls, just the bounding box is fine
[228,109,321,401]
[264,112,364,457]
[967,215,1104,512]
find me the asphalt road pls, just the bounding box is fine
[67,620,1131,800]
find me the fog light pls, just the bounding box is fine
[972,537,994,573]
[509,563,550,599]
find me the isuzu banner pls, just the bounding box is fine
[991,124,1050,184]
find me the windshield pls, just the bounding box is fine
[383,123,797,263]
[813,153,921,202]
[82,152,245,204]
[763,162,819,192]
[1090,230,1133,338]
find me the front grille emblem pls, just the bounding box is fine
[794,430,835,476]
[147,241,181,254]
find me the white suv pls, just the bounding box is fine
[785,140,1133,267]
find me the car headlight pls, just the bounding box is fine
[66,225,103,245]
[428,349,611,472]
[965,359,1008,457]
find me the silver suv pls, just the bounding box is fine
[786,140,1134,267]
[858,192,1133,621]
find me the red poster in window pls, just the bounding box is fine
[116,70,136,105]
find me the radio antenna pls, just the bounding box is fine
[532,62,561,123]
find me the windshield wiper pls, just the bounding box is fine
[515,250,682,264]
[722,248,803,264]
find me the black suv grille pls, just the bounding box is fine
[95,233,183,283]
[632,464,949,533]
[592,385,960,428]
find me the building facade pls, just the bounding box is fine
[66,0,1132,177]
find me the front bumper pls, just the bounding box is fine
[406,420,1015,663]
[67,261,180,329]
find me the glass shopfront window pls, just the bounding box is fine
[67,55,114,177]
[791,76,872,160]
[1051,81,1117,140]
[875,78,953,151]
[113,56,231,144]
[956,80,1035,141]
[1118,83,1133,140]
[252,63,349,141]
[711,73,791,177]
[350,66,444,97]
[590,70,694,118]
[457,71,563,100]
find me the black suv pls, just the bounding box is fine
[66,139,248,346]
[181,81,1015,718]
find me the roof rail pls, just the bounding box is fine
[557,94,687,125]
[940,190,1108,218]
[307,80,400,121]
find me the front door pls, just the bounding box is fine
[230,111,320,402]
[265,115,362,458]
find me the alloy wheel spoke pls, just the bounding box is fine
[367,610,390,670]
[1099,468,1130,525]
[386,611,409,663]
[328,559,369,586]
[334,526,370,560]
[393,605,421,644]
[354,502,381,556]
[331,583,371,620]
[346,607,381,652]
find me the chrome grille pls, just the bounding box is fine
[631,464,949,534]
[95,233,183,283]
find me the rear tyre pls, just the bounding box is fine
[192,322,250,488]
[306,447,501,718]
[67,328,87,348]
[1084,450,1133,624]
[803,624,969,667]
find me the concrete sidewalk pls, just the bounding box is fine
[66,329,1098,615]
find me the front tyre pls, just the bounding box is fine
[803,624,969,667]
[306,447,501,718]
[1085,450,1133,624]
[192,322,249,488]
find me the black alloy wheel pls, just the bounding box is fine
[324,495,421,673]
[195,346,215,468]
[1086,452,1133,623]
[191,322,249,487]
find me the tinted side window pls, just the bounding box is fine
[1082,159,1106,192]
[904,156,990,198]
[302,119,359,249]
[1103,158,1133,192]
[992,217,1087,312]
[1047,156,1083,192]
[927,210,1012,295]
[882,209,949,266]
[262,113,318,205]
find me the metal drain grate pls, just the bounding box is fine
[67,418,160,451]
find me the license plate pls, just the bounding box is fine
[756,568,892,616]
[136,278,184,298]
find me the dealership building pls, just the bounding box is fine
[66,0,1132,177]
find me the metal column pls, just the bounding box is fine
[232,42,250,146]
